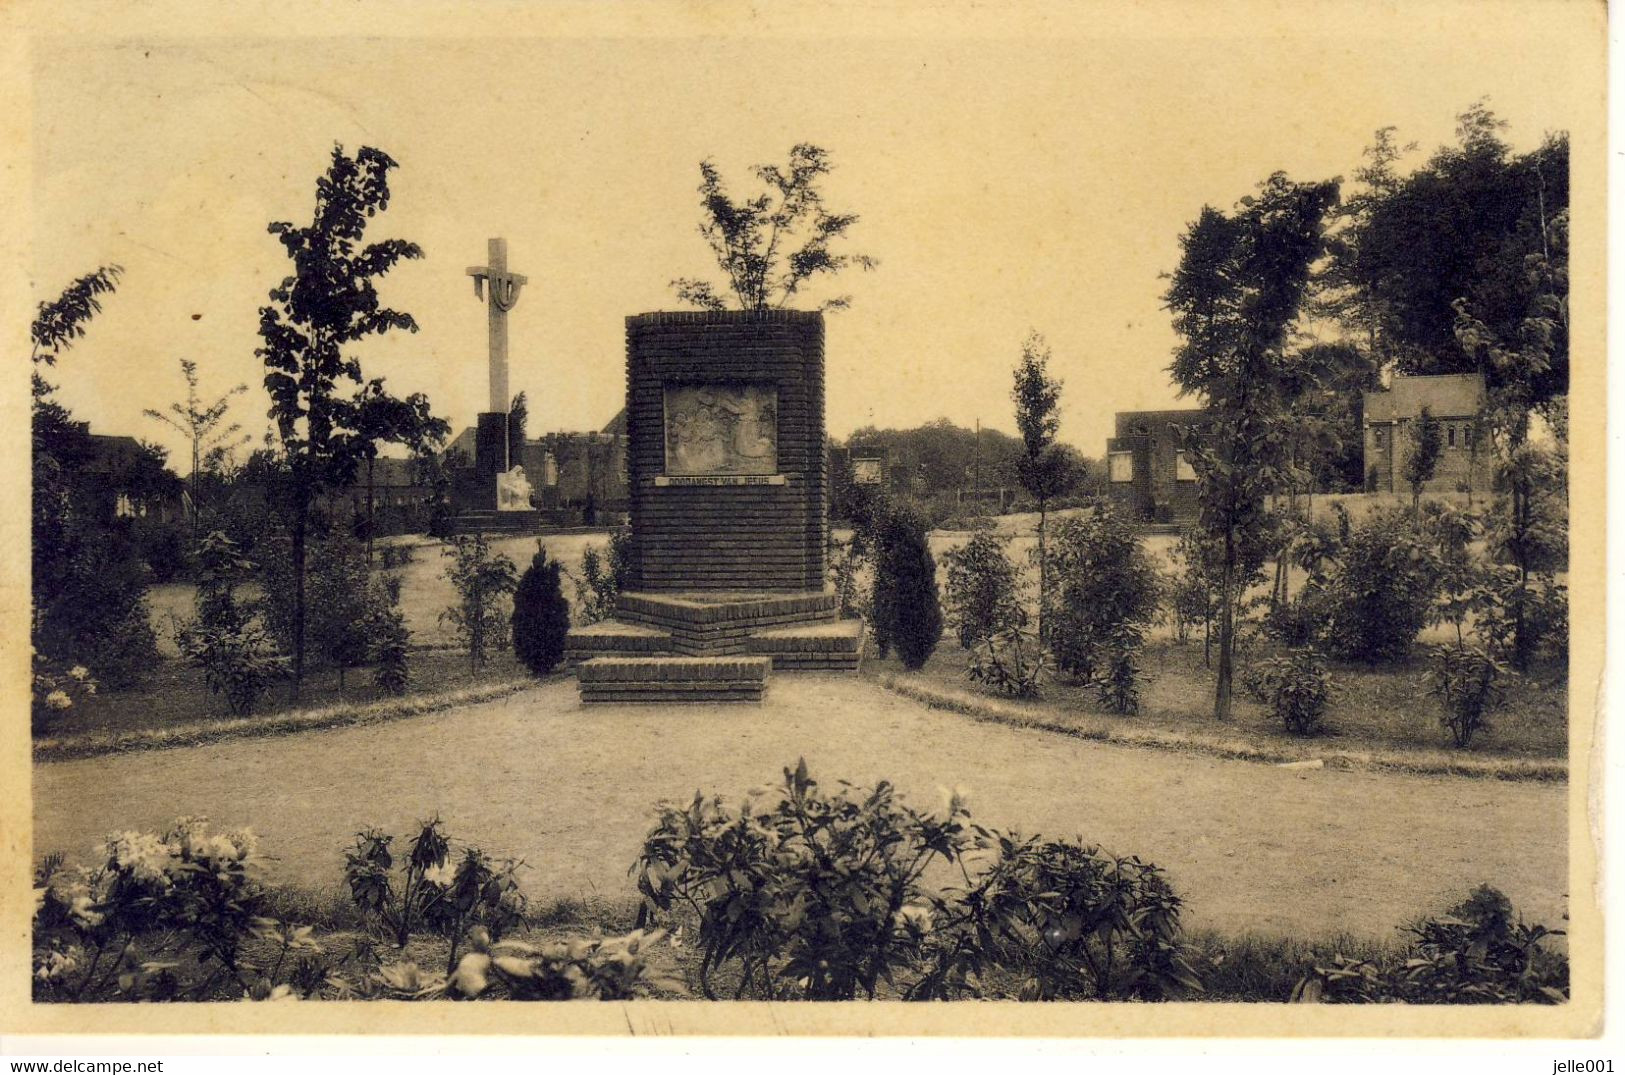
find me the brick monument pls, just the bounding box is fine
[567,309,863,702]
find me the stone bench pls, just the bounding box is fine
[576,656,770,704]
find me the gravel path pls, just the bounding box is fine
[32,677,1567,941]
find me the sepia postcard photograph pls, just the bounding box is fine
[0,0,1608,1048]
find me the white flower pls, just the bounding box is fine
[34,946,82,981]
[893,903,933,934]
[421,862,455,887]
[69,666,90,681]
[449,952,491,997]
[937,784,972,816]
[44,690,72,710]
[69,894,104,929]
[107,831,173,884]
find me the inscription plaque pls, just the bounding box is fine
[663,383,778,476]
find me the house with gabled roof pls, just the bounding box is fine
[1361,372,1488,494]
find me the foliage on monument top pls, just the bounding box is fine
[671,143,877,313]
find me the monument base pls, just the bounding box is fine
[567,589,864,701]
[577,656,770,704]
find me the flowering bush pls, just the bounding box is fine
[441,926,682,1000]
[344,818,527,974]
[635,760,1202,1002]
[915,834,1203,1001]
[635,759,977,999]
[31,649,96,732]
[32,817,319,1002]
[1293,885,1567,1004]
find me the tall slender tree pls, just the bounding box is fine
[257,144,434,691]
[1011,331,1075,641]
[1166,173,1340,720]
[1403,406,1444,520]
[143,359,251,539]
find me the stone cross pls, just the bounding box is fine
[466,238,528,415]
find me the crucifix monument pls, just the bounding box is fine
[466,238,531,509]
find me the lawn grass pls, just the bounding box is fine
[37,646,535,744]
[873,637,1566,764]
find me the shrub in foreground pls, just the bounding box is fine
[33,818,300,1001]
[1293,885,1568,1004]
[634,759,1201,1001]
[343,818,527,974]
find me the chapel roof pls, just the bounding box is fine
[1363,373,1486,422]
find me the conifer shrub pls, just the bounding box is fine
[512,544,572,675]
[869,503,942,670]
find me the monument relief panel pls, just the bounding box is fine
[663,383,778,476]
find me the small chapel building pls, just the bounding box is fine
[1361,372,1488,495]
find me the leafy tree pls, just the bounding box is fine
[1403,406,1444,518]
[671,144,877,312]
[440,534,519,672]
[256,144,441,691]
[1329,104,1568,405]
[1011,332,1076,641]
[870,504,942,670]
[1165,173,1339,719]
[143,359,251,539]
[512,544,571,675]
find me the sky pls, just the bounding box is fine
[28,4,1596,470]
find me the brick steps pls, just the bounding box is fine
[563,621,673,663]
[745,618,864,670]
[577,656,769,704]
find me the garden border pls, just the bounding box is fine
[876,674,1566,783]
[33,678,546,762]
